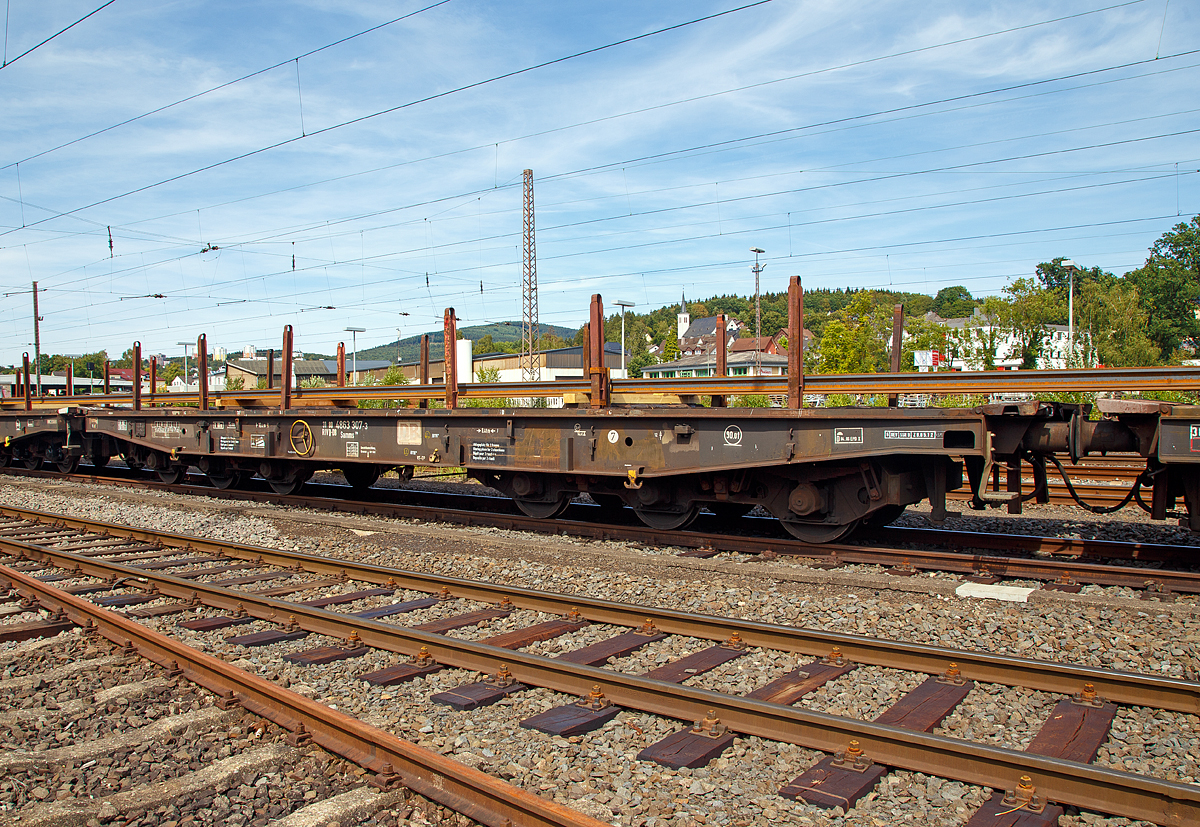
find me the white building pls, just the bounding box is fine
[937,309,1091,370]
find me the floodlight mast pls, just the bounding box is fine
[1061,259,1079,363]
[345,327,365,384]
[176,341,192,389]
[750,248,765,376]
[615,299,635,375]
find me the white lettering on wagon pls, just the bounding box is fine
[396,421,421,445]
[833,428,863,445]
[883,430,938,440]
[471,441,507,462]
[723,425,743,446]
[151,422,183,438]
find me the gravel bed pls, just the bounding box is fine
[1,477,1195,826]
[0,632,460,826]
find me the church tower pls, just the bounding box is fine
[676,291,690,340]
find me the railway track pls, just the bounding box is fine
[0,633,426,827]
[3,464,1199,596]
[2,507,1198,825]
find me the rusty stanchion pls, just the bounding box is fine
[149,357,157,402]
[588,294,609,408]
[66,363,74,398]
[337,343,346,388]
[266,349,275,390]
[104,360,111,395]
[281,327,293,411]
[22,353,31,412]
[888,304,903,407]
[713,312,728,408]
[197,335,209,411]
[787,276,804,409]
[444,309,458,409]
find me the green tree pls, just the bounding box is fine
[357,367,410,409]
[951,296,1007,370]
[1149,215,1200,278]
[627,351,654,378]
[816,292,891,373]
[1077,279,1160,367]
[1125,260,1200,357]
[1001,278,1054,368]
[1113,216,1200,357]
[224,374,244,391]
[902,316,951,370]
[463,366,511,408]
[661,336,680,362]
[932,286,977,319]
[1035,256,1109,296]
[473,334,499,355]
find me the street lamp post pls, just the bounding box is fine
[176,341,192,389]
[345,327,365,384]
[614,299,635,376]
[1061,259,1079,364]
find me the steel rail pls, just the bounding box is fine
[0,564,606,827]
[2,467,1197,591]
[868,525,1193,563]
[2,539,1197,824]
[4,365,1199,410]
[0,514,1195,714]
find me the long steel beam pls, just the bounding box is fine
[2,541,1197,824]
[5,366,1198,410]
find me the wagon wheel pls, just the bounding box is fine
[269,478,306,496]
[22,457,41,470]
[269,470,311,496]
[343,464,381,490]
[55,457,81,474]
[513,494,572,519]
[207,470,242,490]
[156,467,185,485]
[289,420,314,456]
[633,502,700,531]
[779,518,860,544]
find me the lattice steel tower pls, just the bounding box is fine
[521,168,541,382]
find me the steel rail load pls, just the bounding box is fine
[2,283,1198,541]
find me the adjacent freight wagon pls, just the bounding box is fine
[2,287,1197,541]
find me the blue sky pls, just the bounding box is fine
[1,0,1197,363]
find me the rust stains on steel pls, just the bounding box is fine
[280,326,294,411]
[444,308,458,409]
[787,276,803,410]
[0,563,608,827]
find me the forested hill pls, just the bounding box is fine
[355,322,576,363]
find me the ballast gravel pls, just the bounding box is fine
[2,477,1198,827]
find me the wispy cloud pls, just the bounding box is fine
[0,0,1196,360]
